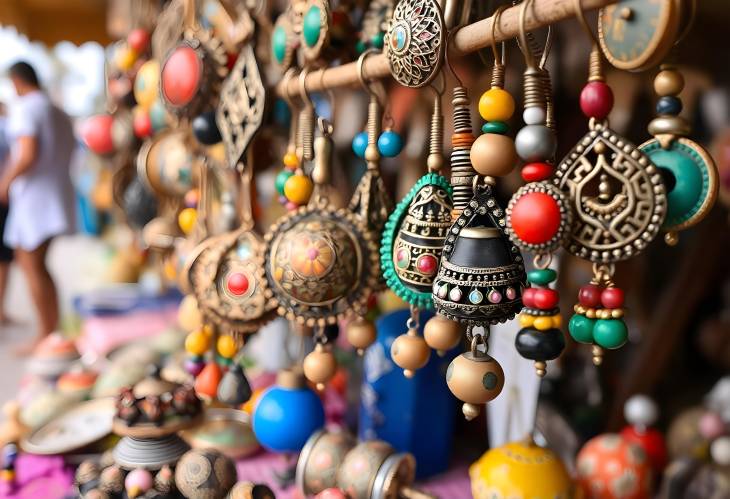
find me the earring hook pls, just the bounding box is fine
[357,49,386,106]
[445,26,464,87]
[491,6,507,68]
[572,0,599,47]
[298,68,314,109]
[518,0,553,71]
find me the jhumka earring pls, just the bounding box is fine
[561,0,667,365]
[506,2,571,377]
[429,25,526,420]
[637,1,718,246]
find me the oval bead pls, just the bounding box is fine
[377,130,403,157]
[527,268,557,286]
[522,287,537,308]
[515,327,565,361]
[521,162,554,182]
[568,314,595,344]
[533,288,559,310]
[303,6,322,48]
[352,131,368,158]
[508,192,562,245]
[272,26,288,63]
[478,87,515,122]
[161,45,201,107]
[656,96,682,116]
[593,319,628,349]
[275,170,294,195]
[580,81,614,120]
[371,32,385,49]
[481,121,509,135]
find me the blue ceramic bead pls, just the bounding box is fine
[377,130,403,157]
[352,131,368,158]
[656,96,682,116]
[252,383,324,453]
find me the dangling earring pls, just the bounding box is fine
[505,2,571,377]
[560,0,667,365]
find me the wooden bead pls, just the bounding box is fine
[390,332,430,377]
[470,133,517,177]
[345,318,377,354]
[423,315,463,355]
[303,344,338,391]
[654,69,684,97]
[446,353,504,416]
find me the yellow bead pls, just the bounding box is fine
[202,325,214,336]
[133,60,160,110]
[178,207,197,235]
[519,314,535,327]
[207,142,226,163]
[478,87,515,122]
[551,314,562,328]
[116,45,138,72]
[217,335,238,358]
[283,152,299,168]
[185,330,210,356]
[283,174,313,205]
[533,316,553,331]
[1,469,15,481]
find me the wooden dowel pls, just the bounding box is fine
[276,0,618,97]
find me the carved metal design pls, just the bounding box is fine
[384,0,444,88]
[433,185,526,326]
[264,205,380,327]
[554,121,667,263]
[506,181,573,254]
[349,171,393,235]
[216,43,266,168]
[381,173,452,309]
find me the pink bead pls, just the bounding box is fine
[601,287,625,309]
[161,46,202,107]
[285,201,298,211]
[580,81,614,120]
[316,489,347,499]
[699,411,726,440]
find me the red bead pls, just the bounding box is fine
[533,288,559,309]
[578,284,602,308]
[580,81,614,120]
[521,162,554,182]
[522,287,537,308]
[133,112,152,138]
[620,426,667,472]
[161,46,202,107]
[601,287,625,309]
[509,192,562,245]
[227,272,249,296]
[127,28,150,53]
[416,254,437,275]
[226,52,238,70]
[81,114,115,155]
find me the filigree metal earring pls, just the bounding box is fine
[505,2,570,377]
[561,0,667,365]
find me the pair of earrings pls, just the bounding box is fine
[352,128,403,159]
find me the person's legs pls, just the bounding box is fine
[14,239,57,353]
[0,202,16,325]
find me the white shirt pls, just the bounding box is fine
[5,91,76,250]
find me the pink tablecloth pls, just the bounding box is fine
[0,454,74,499]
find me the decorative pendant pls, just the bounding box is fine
[381,173,452,309]
[433,184,525,327]
[639,66,718,245]
[383,0,444,88]
[300,0,331,63]
[357,0,394,53]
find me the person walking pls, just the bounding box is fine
[0,102,16,326]
[1,61,76,353]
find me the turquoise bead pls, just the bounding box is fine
[371,32,385,49]
[377,130,403,157]
[303,6,322,48]
[568,314,595,344]
[149,100,167,131]
[352,131,368,158]
[272,26,287,63]
[593,319,628,349]
[275,170,294,196]
[527,268,557,286]
[481,121,509,134]
[355,39,367,55]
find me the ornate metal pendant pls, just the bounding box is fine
[384,0,444,88]
[381,173,452,309]
[553,121,667,263]
[216,43,266,169]
[432,184,526,326]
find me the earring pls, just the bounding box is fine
[357,0,395,54]
[505,2,571,377]
[560,0,667,365]
[300,0,331,64]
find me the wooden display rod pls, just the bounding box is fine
[276,0,619,97]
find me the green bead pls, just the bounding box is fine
[275,169,294,196]
[481,121,509,135]
[272,26,287,63]
[371,32,385,49]
[568,314,595,344]
[593,319,628,350]
[303,6,322,48]
[527,268,557,286]
[355,39,367,55]
[216,355,233,366]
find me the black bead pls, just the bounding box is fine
[324,323,339,343]
[123,176,158,229]
[192,110,222,145]
[515,327,565,361]
[656,96,682,116]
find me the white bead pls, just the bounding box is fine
[624,394,658,427]
[711,436,730,466]
[523,106,546,125]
